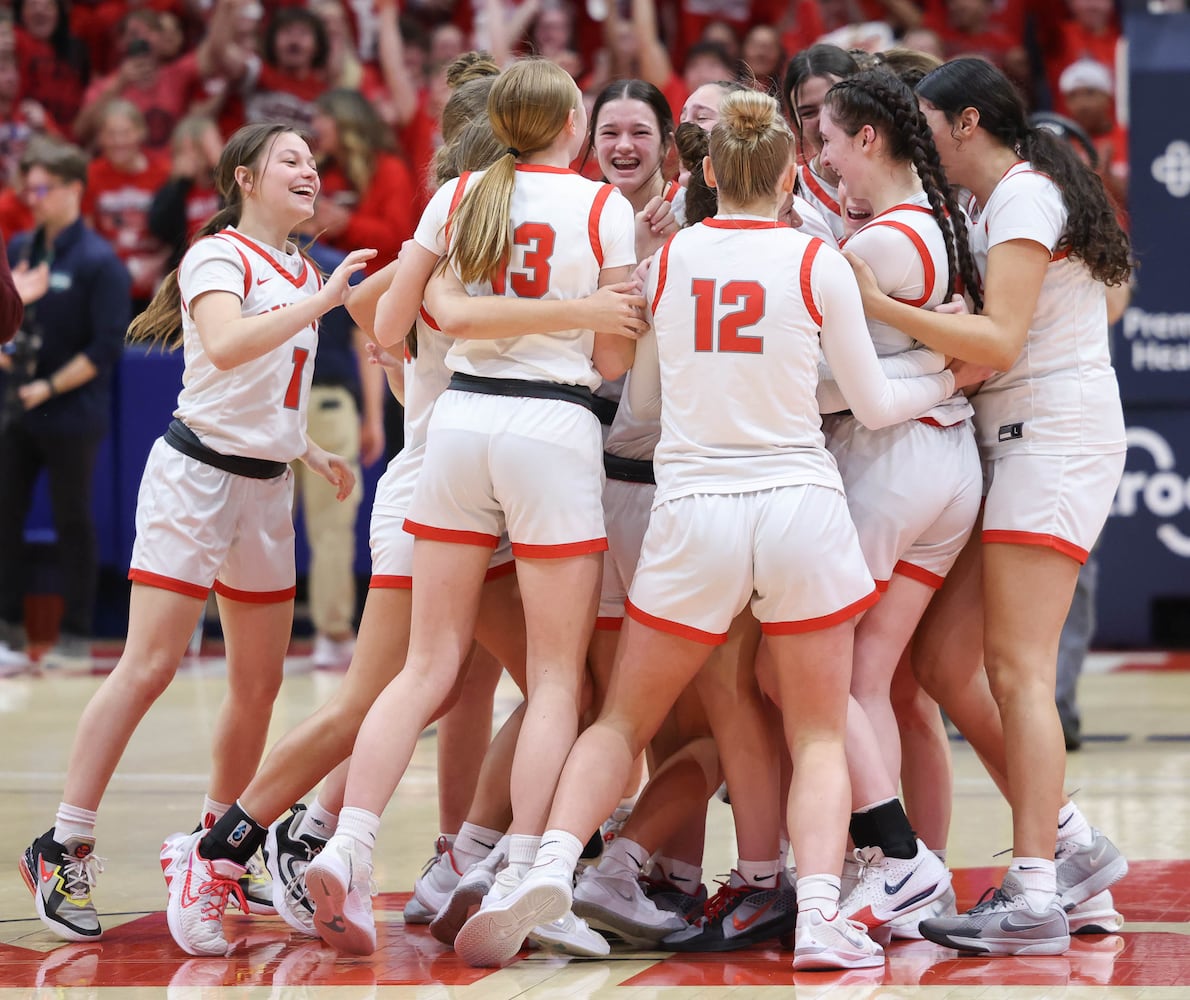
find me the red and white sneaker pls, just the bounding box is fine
[841,840,952,931]
[165,830,246,957]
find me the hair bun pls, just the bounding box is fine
[447,51,501,88]
[718,90,779,142]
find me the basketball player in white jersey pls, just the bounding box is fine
[303,59,639,959]
[455,89,987,972]
[20,124,373,950]
[848,57,1132,955]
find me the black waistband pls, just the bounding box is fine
[164,419,288,480]
[448,372,597,415]
[603,452,655,485]
[592,393,618,427]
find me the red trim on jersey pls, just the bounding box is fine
[701,218,785,230]
[650,233,677,315]
[485,560,517,581]
[1050,247,1070,262]
[403,519,500,548]
[418,305,442,331]
[625,598,727,646]
[799,164,840,215]
[515,164,575,175]
[221,230,309,289]
[760,587,880,635]
[874,578,890,593]
[444,172,471,242]
[981,529,1089,564]
[128,569,209,600]
[800,239,825,327]
[511,537,609,558]
[865,219,936,308]
[588,183,614,267]
[369,574,412,589]
[916,416,946,428]
[595,615,625,631]
[663,179,681,204]
[893,560,946,589]
[212,581,297,604]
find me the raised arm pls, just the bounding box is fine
[629,0,674,93]
[375,0,418,127]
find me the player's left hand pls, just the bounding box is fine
[302,443,356,500]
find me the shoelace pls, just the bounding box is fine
[420,837,450,878]
[851,846,882,885]
[281,837,326,908]
[697,878,750,924]
[198,873,247,923]
[969,885,1014,914]
[61,853,106,901]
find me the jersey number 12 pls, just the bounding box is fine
[691,279,766,353]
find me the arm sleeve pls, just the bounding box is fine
[626,327,661,423]
[815,249,955,429]
[816,346,947,414]
[0,233,22,344]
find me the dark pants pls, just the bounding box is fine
[0,423,104,637]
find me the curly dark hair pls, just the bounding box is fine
[824,69,983,312]
[917,57,1131,286]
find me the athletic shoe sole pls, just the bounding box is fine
[431,873,492,945]
[917,926,1072,956]
[305,863,376,956]
[454,881,570,968]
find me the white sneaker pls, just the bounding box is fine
[793,908,885,970]
[413,835,464,914]
[304,835,377,956]
[1068,889,1124,934]
[312,634,354,670]
[0,639,31,675]
[40,634,94,672]
[841,840,952,930]
[404,896,434,924]
[431,846,506,945]
[529,909,611,956]
[455,868,572,968]
[573,867,687,946]
[888,885,957,939]
[165,830,246,957]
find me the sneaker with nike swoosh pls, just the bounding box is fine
[661,870,798,952]
[304,834,378,956]
[918,871,1071,956]
[572,866,687,945]
[264,805,324,936]
[840,840,952,931]
[19,830,105,941]
[1055,830,1128,909]
[165,830,247,956]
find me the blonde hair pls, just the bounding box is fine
[708,90,792,207]
[445,58,578,285]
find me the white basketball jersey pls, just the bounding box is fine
[968,162,1124,457]
[844,192,973,426]
[643,216,845,504]
[414,165,636,389]
[797,162,844,243]
[175,228,323,462]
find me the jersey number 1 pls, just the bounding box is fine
[691,279,766,353]
[284,346,309,410]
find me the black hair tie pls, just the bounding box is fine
[507,146,521,158]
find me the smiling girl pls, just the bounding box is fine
[19,123,374,952]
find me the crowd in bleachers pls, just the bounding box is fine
[0,0,1130,307]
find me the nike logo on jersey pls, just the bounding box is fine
[256,277,271,286]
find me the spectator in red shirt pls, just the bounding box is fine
[304,88,417,275]
[1048,0,1120,118]
[74,10,208,151]
[1058,58,1128,211]
[82,99,171,310]
[933,0,1028,97]
[13,0,91,134]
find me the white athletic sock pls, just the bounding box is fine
[532,829,583,883]
[796,873,842,917]
[54,803,97,845]
[1056,801,1094,848]
[655,856,702,891]
[297,799,338,840]
[736,858,779,889]
[508,833,542,879]
[454,822,504,868]
[598,837,649,878]
[1009,857,1057,911]
[932,847,948,865]
[200,796,232,830]
[336,807,380,861]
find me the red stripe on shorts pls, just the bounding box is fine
[511,537,609,558]
[761,587,880,635]
[128,569,209,600]
[625,598,727,646]
[403,519,500,548]
[893,560,946,589]
[981,529,1089,564]
[369,574,412,589]
[213,581,297,603]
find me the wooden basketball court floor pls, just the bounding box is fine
[1,648,1188,998]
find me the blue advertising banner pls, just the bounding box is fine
[1116,11,1190,404]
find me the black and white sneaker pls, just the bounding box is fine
[264,805,326,936]
[660,871,798,952]
[19,830,105,941]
